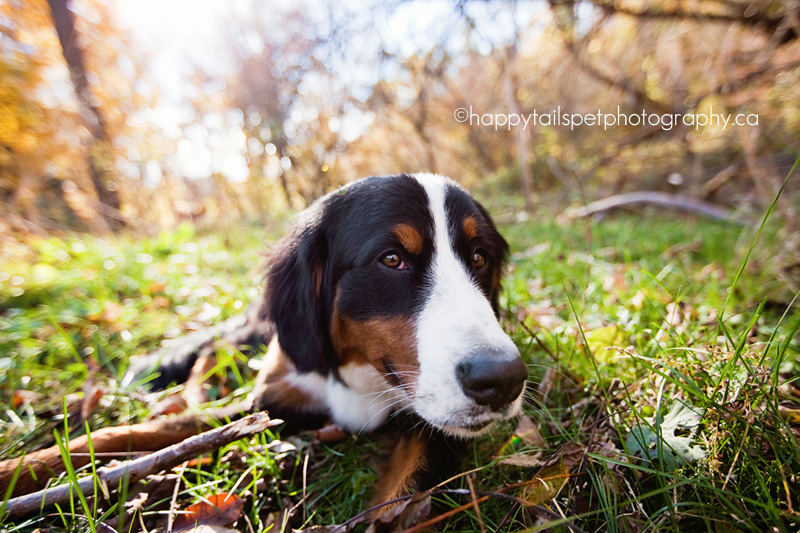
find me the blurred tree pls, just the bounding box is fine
[47,0,121,230]
[0,0,100,234]
[1,0,798,236]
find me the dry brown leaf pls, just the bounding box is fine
[12,389,42,408]
[366,491,432,533]
[101,302,126,323]
[151,393,187,416]
[181,526,241,533]
[152,295,171,308]
[126,491,148,507]
[81,384,103,422]
[778,406,800,425]
[148,281,167,293]
[499,452,545,468]
[173,492,244,532]
[182,456,214,469]
[315,423,348,443]
[517,460,572,506]
[514,415,544,447]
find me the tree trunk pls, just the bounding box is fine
[503,47,534,211]
[47,0,122,230]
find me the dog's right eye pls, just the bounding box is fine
[381,252,407,270]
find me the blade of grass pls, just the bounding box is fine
[717,153,799,325]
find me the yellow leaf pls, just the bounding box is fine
[518,461,572,506]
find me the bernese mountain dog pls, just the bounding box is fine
[3,173,528,507]
[131,172,528,504]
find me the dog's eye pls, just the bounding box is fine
[471,251,486,269]
[381,253,407,270]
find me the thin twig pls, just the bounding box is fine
[401,494,491,533]
[466,474,486,533]
[3,413,279,518]
[166,461,189,533]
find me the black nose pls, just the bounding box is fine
[456,351,528,411]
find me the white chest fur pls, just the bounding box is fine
[324,363,406,432]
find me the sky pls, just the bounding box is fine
[111,0,548,183]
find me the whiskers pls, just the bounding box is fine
[350,370,420,434]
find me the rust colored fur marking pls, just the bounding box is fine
[393,223,424,255]
[331,310,419,387]
[372,433,427,507]
[251,338,326,412]
[462,215,479,241]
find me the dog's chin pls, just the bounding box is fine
[436,419,500,439]
[425,401,524,439]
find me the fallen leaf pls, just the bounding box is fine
[518,460,572,506]
[778,406,800,425]
[182,526,241,533]
[626,399,706,470]
[152,295,171,308]
[81,381,103,421]
[148,281,167,293]
[125,492,148,513]
[173,492,244,532]
[514,415,544,447]
[538,367,558,399]
[12,389,42,408]
[366,491,432,533]
[104,302,125,323]
[151,393,187,416]
[499,452,544,468]
[182,456,214,469]
[316,423,348,443]
[584,325,625,361]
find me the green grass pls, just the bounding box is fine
[0,203,798,532]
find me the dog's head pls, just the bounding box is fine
[266,173,527,438]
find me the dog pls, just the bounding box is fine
[2,173,528,507]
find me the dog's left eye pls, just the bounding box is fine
[381,252,408,270]
[471,251,487,269]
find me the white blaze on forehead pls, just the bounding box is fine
[410,173,520,435]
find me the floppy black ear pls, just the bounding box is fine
[264,225,335,373]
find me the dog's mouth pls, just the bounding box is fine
[419,388,526,438]
[443,419,494,431]
[435,418,499,438]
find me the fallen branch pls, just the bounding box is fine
[701,162,743,199]
[0,399,257,497]
[2,412,279,518]
[558,191,752,225]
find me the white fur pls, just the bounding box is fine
[287,370,329,406]
[325,363,407,433]
[411,173,524,437]
[289,365,404,433]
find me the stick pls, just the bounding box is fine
[0,402,256,497]
[558,191,752,225]
[2,412,279,518]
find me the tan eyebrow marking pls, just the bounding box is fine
[463,216,479,241]
[393,223,424,255]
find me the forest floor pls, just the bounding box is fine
[1,202,799,532]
